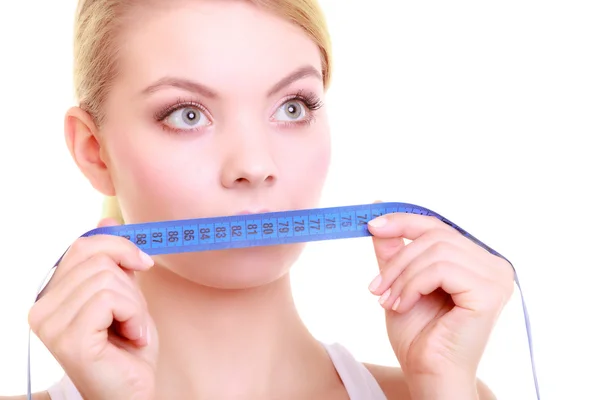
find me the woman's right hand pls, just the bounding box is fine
[28,218,159,400]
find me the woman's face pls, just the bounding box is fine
[96,1,331,288]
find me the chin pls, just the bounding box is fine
[153,243,305,290]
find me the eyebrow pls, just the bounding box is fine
[267,65,322,96]
[140,65,322,98]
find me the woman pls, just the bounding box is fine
[8,0,512,398]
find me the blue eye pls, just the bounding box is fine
[273,100,307,122]
[164,106,210,130]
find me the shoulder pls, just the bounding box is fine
[363,363,497,400]
[0,392,51,400]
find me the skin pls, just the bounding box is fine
[5,1,509,399]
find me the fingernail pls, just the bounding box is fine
[139,250,154,268]
[392,297,401,310]
[368,216,387,228]
[369,275,382,292]
[379,289,391,305]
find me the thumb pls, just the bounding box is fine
[97,217,122,228]
[370,199,405,268]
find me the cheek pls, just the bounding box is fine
[283,127,331,205]
[308,138,331,181]
[106,136,217,222]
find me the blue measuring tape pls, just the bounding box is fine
[27,202,539,399]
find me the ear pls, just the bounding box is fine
[64,106,116,196]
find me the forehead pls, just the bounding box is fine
[117,1,323,95]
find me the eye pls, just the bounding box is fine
[273,100,307,122]
[163,106,210,130]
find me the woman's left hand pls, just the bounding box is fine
[367,211,514,397]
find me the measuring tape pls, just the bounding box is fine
[27,202,540,399]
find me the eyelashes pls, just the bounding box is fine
[286,89,323,112]
[153,98,208,122]
[153,90,324,134]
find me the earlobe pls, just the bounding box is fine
[64,106,116,196]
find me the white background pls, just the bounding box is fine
[0,1,598,399]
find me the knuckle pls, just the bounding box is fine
[430,241,452,256]
[67,236,89,255]
[391,275,405,292]
[95,269,119,289]
[27,305,43,332]
[506,280,515,296]
[499,259,516,279]
[36,321,56,347]
[436,228,457,241]
[485,288,506,312]
[91,253,116,270]
[492,259,515,289]
[502,274,515,294]
[426,215,444,227]
[94,288,116,306]
[31,315,60,350]
[497,285,510,302]
[478,282,506,310]
[429,260,443,272]
[424,228,447,240]
[499,279,515,302]
[96,252,115,267]
[429,260,449,275]
[382,265,400,282]
[420,229,455,249]
[420,230,438,242]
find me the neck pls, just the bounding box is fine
[136,264,341,398]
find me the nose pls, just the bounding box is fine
[220,128,278,189]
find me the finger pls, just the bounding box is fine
[38,245,149,305]
[65,253,146,304]
[370,227,478,293]
[39,233,151,303]
[57,235,154,280]
[380,241,469,308]
[42,289,145,366]
[52,253,144,302]
[393,261,495,315]
[33,270,144,345]
[380,237,486,298]
[371,226,476,296]
[370,235,455,297]
[97,217,121,228]
[369,198,403,258]
[371,234,406,267]
[33,259,146,332]
[71,289,147,350]
[368,212,456,241]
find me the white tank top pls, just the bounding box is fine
[46,342,387,399]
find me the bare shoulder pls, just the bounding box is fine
[363,363,496,400]
[0,391,51,400]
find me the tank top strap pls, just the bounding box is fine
[321,342,388,400]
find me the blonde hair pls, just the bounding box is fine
[73,0,333,224]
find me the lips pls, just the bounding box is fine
[235,209,271,215]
